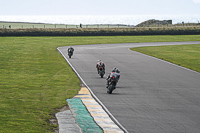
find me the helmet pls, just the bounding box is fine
[112,68,117,72]
[98,60,101,64]
[116,68,120,73]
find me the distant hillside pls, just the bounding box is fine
[136,19,172,27]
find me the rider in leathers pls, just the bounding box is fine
[96,60,105,74]
[68,46,74,56]
[106,68,120,88]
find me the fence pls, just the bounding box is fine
[0,22,133,29]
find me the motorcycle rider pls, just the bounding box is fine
[96,60,105,74]
[106,68,120,88]
[68,46,74,56]
[115,68,120,80]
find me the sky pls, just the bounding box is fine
[0,0,200,15]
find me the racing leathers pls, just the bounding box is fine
[68,46,74,56]
[106,68,120,87]
[96,60,105,74]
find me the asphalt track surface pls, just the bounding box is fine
[59,42,200,133]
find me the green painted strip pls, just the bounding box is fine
[67,99,103,133]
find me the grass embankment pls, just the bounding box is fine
[131,44,200,73]
[1,35,200,132]
[1,26,200,36]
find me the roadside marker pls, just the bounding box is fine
[76,87,124,133]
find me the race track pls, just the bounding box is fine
[58,42,200,133]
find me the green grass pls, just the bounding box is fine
[0,37,82,132]
[131,44,200,72]
[0,35,200,132]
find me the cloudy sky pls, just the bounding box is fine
[1,0,200,15]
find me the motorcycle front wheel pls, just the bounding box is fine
[107,84,114,94]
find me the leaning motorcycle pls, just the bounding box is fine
[107,74,117,94]
[68,49,73,58]
[98,66,105,78]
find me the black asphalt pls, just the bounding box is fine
[59,42,200,133]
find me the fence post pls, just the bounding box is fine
[66,25,67,28]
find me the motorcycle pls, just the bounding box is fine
[98,66,105,78]
[107,74,117,94]
[68,49,73,58]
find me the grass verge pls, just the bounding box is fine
[1,26,200,36]
[131,44,200,73]
[0,35,200,132]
